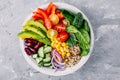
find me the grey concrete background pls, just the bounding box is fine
[0,0,120,80]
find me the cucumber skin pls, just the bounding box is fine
[38,47,45,58]
[43,46,52,53]
[43,63,52,67]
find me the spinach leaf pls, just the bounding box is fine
[82,19,90,32]
[72,12,83,29]
[80,49,89,56]
[79,43,90,51]
[75,31,88,44]
[67,33,77,46]
[79,29,90,44]
[60,9,75,24]
[66,25,79,33]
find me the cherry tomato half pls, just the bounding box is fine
[49,14,59,25]
[57,31,69,42]
[47,29,58,39]
[54,23,66,32]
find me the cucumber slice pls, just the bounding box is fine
[38,61,44,66]
[38,47,44,58]
[43,46,52,53]
[36,57,42,64]
[43,54,51,63]
[43,63,52,67]
[44,44,48,48]
[32,54,39,59]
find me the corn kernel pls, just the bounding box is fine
[55,39,58,43]
[58,43,61,47]
[62,43,66,46]
[56,47,59,51]
[66,45,69,48]
[51,38,55,41]
[65,59,68,62]
[56,47,60,51]
[63,47,66,51]
[66,52,70,57]
[64,48,69,52]
[61,49,64,53]
[60,47,64,52]
[58,42,61,44]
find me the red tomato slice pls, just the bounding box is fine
[54,23,66,32]
[44,18,52,29]
[57,31,69,42]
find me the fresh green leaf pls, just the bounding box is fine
[79,29,90,44]
[75,31,90,52]
[66,25,79,33]
[72,12,83,28]
[60,9,75,24]
[75,31,88,44]
[82,20,90,32]
[81,49,88,56]
[67,33,77,46]
[79,43,90,51]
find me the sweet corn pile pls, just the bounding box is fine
[51,38,70,59]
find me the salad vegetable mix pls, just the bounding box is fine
[18,2,91,71]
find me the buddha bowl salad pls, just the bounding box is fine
[18,2,91,71]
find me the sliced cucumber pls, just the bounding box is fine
[36,57,42,64]
[43,63,52,67]
[45,53,51,57]
[43,54,51,63]
[43,57,51,63]
[38,61,44,66]
[38,47,44,58]
[43,46,52,53]
[44,44,48,48]
[32,54,39,59]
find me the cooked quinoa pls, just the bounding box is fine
[65,44,81,67]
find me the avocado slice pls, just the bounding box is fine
[25,20,47,32]
[22,25,46,38]
[18,30,51,45]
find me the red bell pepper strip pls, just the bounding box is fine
[51,5,56,14]
[33,12,44,19]
[46,2,54,15]
[32,15,40,20]
[37,8,48,18]
[56,9,60,13]
[56,10,64,19]
[37,8,52,29]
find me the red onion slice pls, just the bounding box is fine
[51,49,66,71]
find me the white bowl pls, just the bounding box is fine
[20,2,94,76]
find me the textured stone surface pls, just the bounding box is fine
[0,0,120,80]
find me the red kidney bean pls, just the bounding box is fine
[24,38,38,45]
[24,48,32,56]
[34,42,43,50]
[28,47,36,54]
[24,42,32,47]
